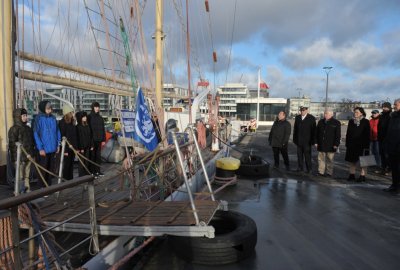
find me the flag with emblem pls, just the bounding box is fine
[133,87,158,151]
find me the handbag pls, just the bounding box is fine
[359,149,377,167]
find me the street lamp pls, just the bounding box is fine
[323,66,333,111]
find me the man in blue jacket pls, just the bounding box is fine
[33,101,61,187]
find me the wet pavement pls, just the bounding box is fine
[139,129,400,270]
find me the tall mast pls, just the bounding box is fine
[155,0,164,108]
[0,0,15,178]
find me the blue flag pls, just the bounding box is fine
[133,87,158,151]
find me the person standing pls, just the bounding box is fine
[59,104,78,180]
[315,109,341,177]
[383,99,400,193]
[377,102,392,175]
[268,111,291,170]
[369,110,380,168]
[8,108,35,192]
[88,102,106,176]
[33,101,61,187]
[76,111,93,176]
[293,106,316,173]
[345,107,370,182]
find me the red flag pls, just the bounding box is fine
[260,81,269,89]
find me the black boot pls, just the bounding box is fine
[357,175,366,182]
[347,174,355,181]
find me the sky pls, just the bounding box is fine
[18,0,400,103]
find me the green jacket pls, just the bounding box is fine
[8,109,35,162]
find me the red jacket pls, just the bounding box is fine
[369,117,379,141]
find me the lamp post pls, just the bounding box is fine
[323,66,333,111]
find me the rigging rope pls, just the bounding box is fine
[225,0,238,84]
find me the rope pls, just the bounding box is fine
[0,216,14,270]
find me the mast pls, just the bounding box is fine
[0,0,15,178]
[155,0,164,108]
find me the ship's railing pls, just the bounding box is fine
[0,175,98,270]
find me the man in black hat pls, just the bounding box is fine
[293,106,316,173]
[377,102,392,175]
[383,99,400,193]
[88,102,106,176]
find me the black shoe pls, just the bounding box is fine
[358,175,366,182]
[295,168,303,172]
[326,174,332,178]
[285,165,290,171]
[347,174,355,181]
[317,173,325,177]
[97,172,105,177]
[383,185,399,193]
[273,164,279,169]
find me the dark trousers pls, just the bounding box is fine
[78,148,91,177]
[37,152,56,187]
[90,141,102,174]
[379,141,390,170]
[389,154,400,187]
[63,150,75,180]
[297,144,312,171]
[272,146,289,167]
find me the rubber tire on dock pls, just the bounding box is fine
[237,155,270,177]
[169,210,257,265]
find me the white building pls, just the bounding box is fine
[218,83,249,117]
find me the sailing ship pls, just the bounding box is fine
[0,1,249,269]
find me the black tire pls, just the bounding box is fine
[169,210,257,265]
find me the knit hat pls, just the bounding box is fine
[63,103,74,116]
[382,102,391,109]
[20,108,28,115]
[371,110,379,114]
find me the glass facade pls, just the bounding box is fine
[236,103,287,121]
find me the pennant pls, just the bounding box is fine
[133,87,158,151]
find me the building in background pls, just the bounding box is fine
[288,96,311,117]
[218,83,249,117]
[162,84,189,110]
[236,97,287,125]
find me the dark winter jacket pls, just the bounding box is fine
[88,111,106,143]
[33,101,61,153]
[76,111,93,150]
[385,111,400,156]
[269,120,291,148]
[345,118,370,162]
[8,109,35,162]
[59,118,78,152]
[377,110,391,142]
[315,118,341,152]
[293,114,316,146]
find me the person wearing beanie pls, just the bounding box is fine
[88,102,106,176]
[377,102,392,175]
[33,100,61,187]
[369,110,380,168]
[76,111,93,176]
[59,104,78,180]
[383,98,400,193]
[8,108,35,192]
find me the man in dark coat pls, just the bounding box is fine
[8,108,35,191]
[88,102,106,176]
[315,109,341,177]
[293,106,316,173]
[383,99,400,193]
[269,111,291,170]
[377,102,392,175]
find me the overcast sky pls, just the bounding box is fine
[19,0,400,102]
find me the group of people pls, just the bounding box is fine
[268,98,400,193]
[8,101,106,192]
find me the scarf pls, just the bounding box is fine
[354,115,364,127]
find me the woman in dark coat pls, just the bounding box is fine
[268,111,291,170]
[76,111,93,176]
[59,104,78,180]
[345,107,370,181]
